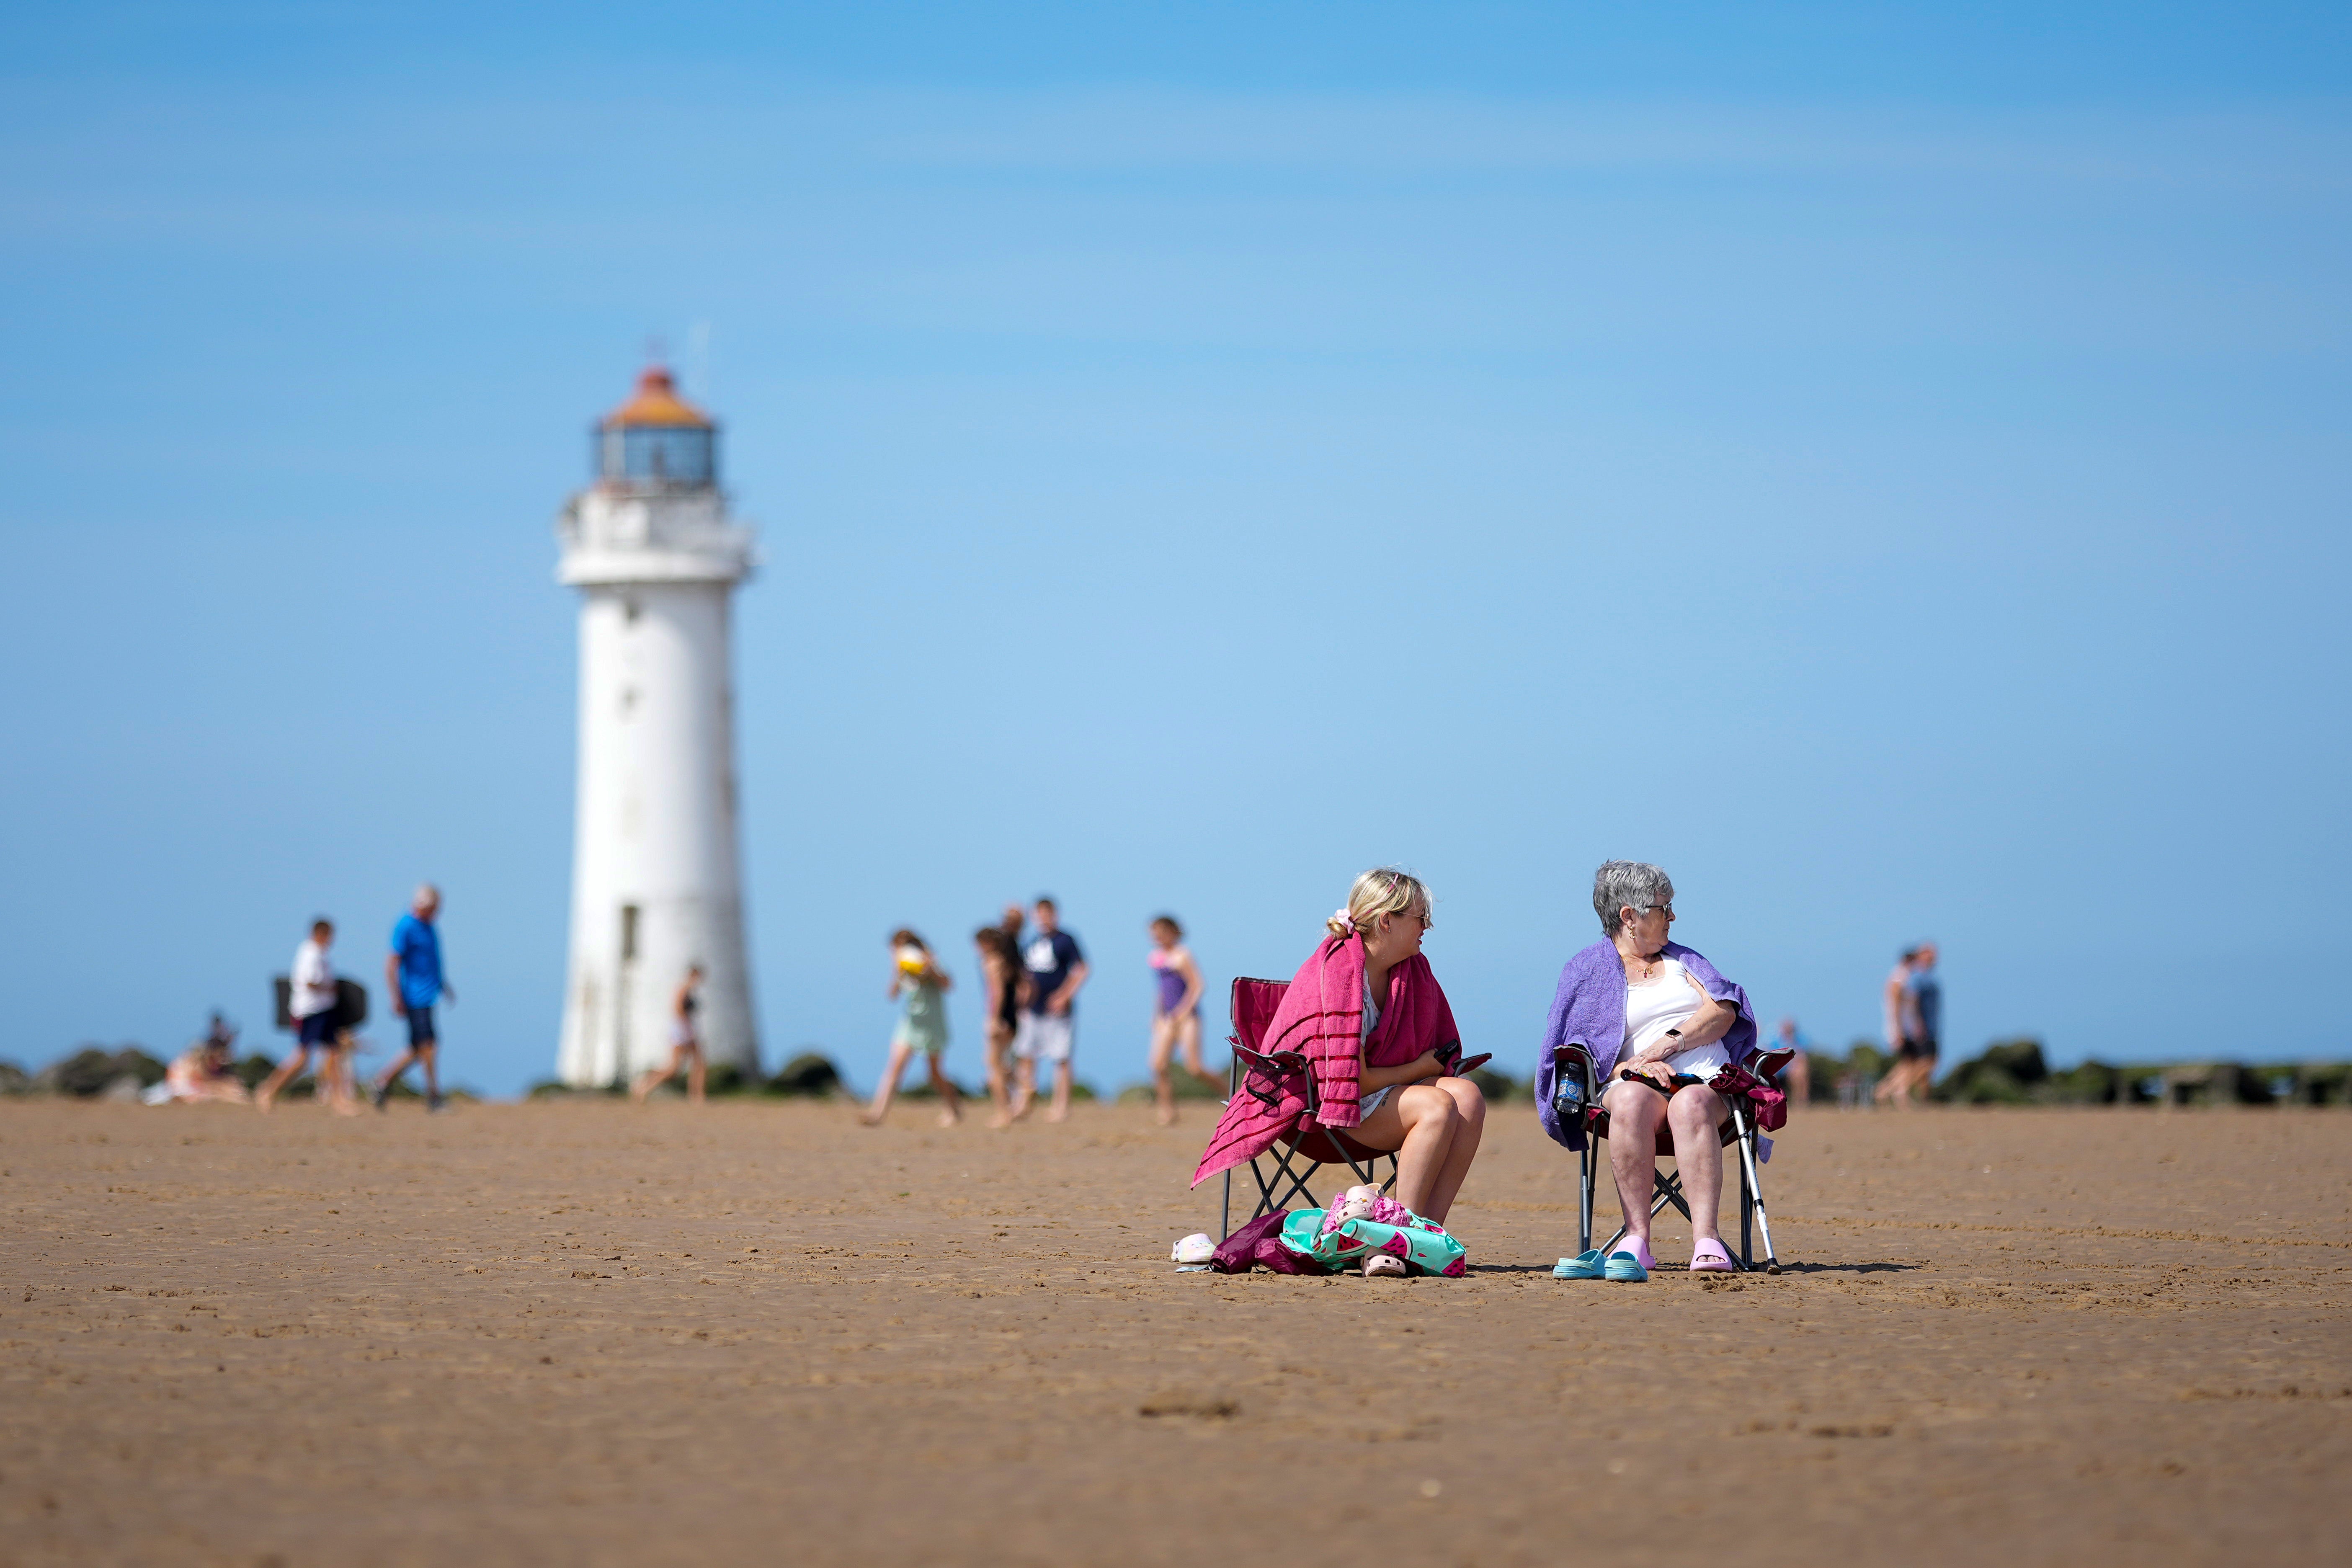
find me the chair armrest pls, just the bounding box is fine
[1233,1044,1316,1112]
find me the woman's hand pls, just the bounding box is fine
[1618,1060,1684,1093]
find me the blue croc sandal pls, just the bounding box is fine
[1554,1249,1607,1280]
[1603,1251,1649,1282]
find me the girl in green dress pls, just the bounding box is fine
[861,930,963,1127]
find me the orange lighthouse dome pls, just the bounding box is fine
[603,366,713,430]
[593,366,718,488]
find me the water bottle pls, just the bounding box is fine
[1552,1070,1585,1125]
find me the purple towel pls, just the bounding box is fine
[1534,939,1757,1151]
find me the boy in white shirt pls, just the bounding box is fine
[257,919,348,1113]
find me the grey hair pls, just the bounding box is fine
[1593,861,1674,938]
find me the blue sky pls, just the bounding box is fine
[4,4,2347,1096]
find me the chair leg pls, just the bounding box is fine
[1737,1112,1754,1267]
[1259,1145,1326,1215]
[1731,1107,1782,1274]
[1578,1140,1594,1255]
[1653,1168,1692,1223]
[1603,1167,1690,1262]
[1246,1149,1293,1222]
[1220,1168,1233,1241]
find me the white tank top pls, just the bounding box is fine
[1622,958,1730,1081]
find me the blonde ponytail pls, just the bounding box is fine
[1327,867,1432,939]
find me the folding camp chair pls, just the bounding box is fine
[1218,976,1399,1240]
[1554,1043,1791,1273]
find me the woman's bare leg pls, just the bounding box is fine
[862,1043,913,1125]
[926,1053,963,1127]
[1666,1085,1729,1247]
[686,1049,705,1106]
[632,1047,683,1105]
[1416,1078,1487,1222]
[1177,1014,1217,1086]
[254,1047,312,1113]
[326,1047,362,1116]
[1148,1014,1179,1125]
[1008,1056,1036,1121]
[984,1025,1012,1127]
[1352,1085,1461,1217]
[1601,1079,1668,1256]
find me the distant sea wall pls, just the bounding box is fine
[1808,1037,2352,1107]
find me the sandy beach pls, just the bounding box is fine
[2,1098,2345,1567]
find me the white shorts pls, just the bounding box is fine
[1012,1011,1074,1065]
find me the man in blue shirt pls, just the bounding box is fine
[373,884,455,1112]
[1008,896,1088,1124]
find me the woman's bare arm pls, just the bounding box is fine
[1361,1052,1444,1093]
[1625,974,1738,1066]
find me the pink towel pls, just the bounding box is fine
[1190,934,1460,1187]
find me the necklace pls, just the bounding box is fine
[1620,945,1658,982]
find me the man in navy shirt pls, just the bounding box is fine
[1009,896,1088,1123]
[374,885,455,1112]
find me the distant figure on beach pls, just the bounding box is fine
[632,965,708,1105]
[1009,897,1088,1123]
[972,926,1025,1127]
[374,884,453,1113]
[862,931,962,1127]
[257,918,354,1113]
[154,1013,249,1104]
[1145,915,1216,1126]
[1875,943,1940,1108]
[1772,1017,1813,1107]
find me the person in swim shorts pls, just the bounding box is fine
[1009,897,1088,1124]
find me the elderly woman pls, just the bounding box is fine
[1193,869,1486,1271]
[1536,861,1757,1279]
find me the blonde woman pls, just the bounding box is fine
[1145,915,1217,1125]
[1193,869,1487,1255]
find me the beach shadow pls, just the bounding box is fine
[1470,1259,1921,1277]
[1776,1261,1919,1275]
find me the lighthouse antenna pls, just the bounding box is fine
[687,320,711,402]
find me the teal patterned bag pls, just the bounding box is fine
[1275,1207,1469,1277]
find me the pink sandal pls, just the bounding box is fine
[1689,1239,1735,1273]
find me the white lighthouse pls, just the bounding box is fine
[554,366,758,1086]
